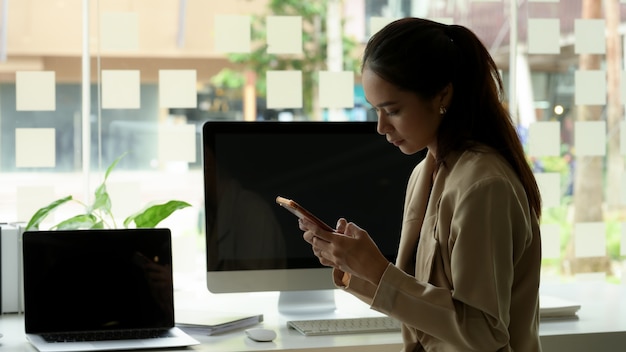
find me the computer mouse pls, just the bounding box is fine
[245,327,277,342]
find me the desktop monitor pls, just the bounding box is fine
[201,121,426,314]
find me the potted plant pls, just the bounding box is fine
[25,153,191,231]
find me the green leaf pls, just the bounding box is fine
[53,214,99,230]
[91,183,112,213]
[88,153,125,216]
[25,196,73,231]
[105,152,127,181]
[124,200,191,228]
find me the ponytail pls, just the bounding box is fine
[443,24,542,218]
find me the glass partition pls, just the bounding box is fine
[0,0,624,286]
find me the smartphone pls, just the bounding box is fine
[275,196,335,232]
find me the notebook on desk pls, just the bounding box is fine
[539,294,581,320]
[22,228,199,352]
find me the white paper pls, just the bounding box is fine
[267,16,302,54]
[15,128,56,168]
[528,19,560,54]
[574,19,606,55]
[100,12,139,51]
[159,70,197,108]
[534,172,560,208]
[102,70,141,109]
[540,224,560,259]
[574,121,606,156]
[528,121,560,156]
[575,70,606,106]
[158,124,197,163]
[16,71,56,111]
[574,222,606,258]
[266,71,303,109]
[319,71,354,109]
[214,15,251,53]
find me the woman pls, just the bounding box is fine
[299,18,542,351]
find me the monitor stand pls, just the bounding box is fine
[277,289,337,315]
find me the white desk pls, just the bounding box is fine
[1,282,625,352]
[537,282,626,352]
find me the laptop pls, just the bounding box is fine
[22,228,199,352]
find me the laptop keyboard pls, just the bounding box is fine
[42,328,173,342]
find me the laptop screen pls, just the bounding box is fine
[23,228,175,334]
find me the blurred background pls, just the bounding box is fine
[0,0,625,286]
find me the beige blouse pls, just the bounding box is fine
[340,146,542,352]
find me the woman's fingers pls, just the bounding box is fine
[335,218,348,234]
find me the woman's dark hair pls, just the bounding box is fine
[362,17,541,218]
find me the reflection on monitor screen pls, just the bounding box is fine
[202,121,425,314]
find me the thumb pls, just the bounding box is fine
[343,222,363,238]
[335,218,348,234]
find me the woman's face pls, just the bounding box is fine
[362,67,442,156]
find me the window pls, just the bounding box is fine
[1,0,623,285]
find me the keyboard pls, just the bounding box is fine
[42,328,173,342]
[287,316,402,336]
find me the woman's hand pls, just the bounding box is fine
[299,217,389,286]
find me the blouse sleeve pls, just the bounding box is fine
[367,176,531,350]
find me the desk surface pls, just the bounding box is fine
[1,281,625,352]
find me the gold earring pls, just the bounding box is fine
[439,106,447,115]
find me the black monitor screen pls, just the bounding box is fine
[202,121,425,273]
